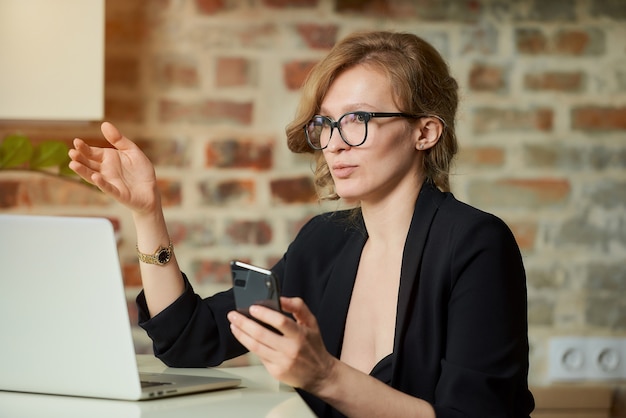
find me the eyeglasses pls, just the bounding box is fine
[303,111,421,150]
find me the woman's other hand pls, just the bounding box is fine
[227,296,338,394]
[69,122,160,215]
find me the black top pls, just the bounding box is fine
[137,181,535,417]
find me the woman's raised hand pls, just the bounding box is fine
[69,122,160,215]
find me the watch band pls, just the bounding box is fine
[136,241,173,266]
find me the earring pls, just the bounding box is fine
[418,144,424,150]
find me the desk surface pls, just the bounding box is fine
[0,355,315,418]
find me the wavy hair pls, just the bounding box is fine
[285,31,459,199]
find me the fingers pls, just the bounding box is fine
[100,121,139,151]
[68,137,121,196]
[68,139,99,183]
[280,297,318,328]
[228,311,284,357]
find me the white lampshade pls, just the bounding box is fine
[0,0,104,121]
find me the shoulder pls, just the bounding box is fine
[419,189,521,267]
[435,191,515,241]
[279,208,365,274]
[292,209,365,247]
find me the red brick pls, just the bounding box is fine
[336,0,408,16]
[458,146,505,167]
[197,101,254,125]
[105,3,147,45]
[122,262,142,287]
[195,0,226,15]
[509,221,538,251]
[159,100,254,125]
[135,138,188,167]
[524,71,584,92]
[216,57,253,87]
[156,178,182,207]
[468,178,571,208]
[468,63,507,92]
[105,97,144,123]
[199,179,256,205]
[515,29,548,54]
[270,176,317,204]
[263,0,318,7]
[167,220,217,246]
[190,260,232,285]
[460,25,498,55]
[236,24,280,47]
[158,101,193,123]
[0,180,20,208]
[105,56,141,88]
[296,24,338,49]
[572,106,626,131]
[473,107,553,133]
[501,179,571,204]
[225,220,272,245]
[155,57,199,88]
[554,29,604,55]
[335,0,479,20]
[6,177,110,207]
[205,139,273,170]
[283,60,318,91]
[516,28,605,56]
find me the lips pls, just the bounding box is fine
[331,163,357,179]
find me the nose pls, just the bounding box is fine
[325,126,349,153]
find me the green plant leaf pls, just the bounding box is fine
[59,162,74,176]
[0,135,33,168]
[30,141,70,169]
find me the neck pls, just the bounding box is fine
[360,178,423,248]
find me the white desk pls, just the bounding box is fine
[0,355,315,418]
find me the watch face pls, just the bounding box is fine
[157,248,171,264]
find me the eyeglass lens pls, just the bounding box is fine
[305,112,368,149]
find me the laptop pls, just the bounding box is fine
[0,214,241,400]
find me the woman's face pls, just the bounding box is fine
[320,65,423,205]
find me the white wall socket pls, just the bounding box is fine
[548,336,626,382]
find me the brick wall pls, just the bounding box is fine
[1,0,625,385]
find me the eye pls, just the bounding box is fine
[343,112,367,124]
[355,112,367,123]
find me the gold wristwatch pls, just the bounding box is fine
[136,242,173,266]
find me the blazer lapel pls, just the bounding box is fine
[316,216,368,358]
[392,182,445,366]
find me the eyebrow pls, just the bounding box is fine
[318,103,377,116]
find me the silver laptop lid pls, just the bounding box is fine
[0,214,143,400]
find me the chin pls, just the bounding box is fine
[335,189,362,205]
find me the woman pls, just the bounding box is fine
[69,31,534,417]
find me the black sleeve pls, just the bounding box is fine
[136,273,248,367]
[433,214,533,417]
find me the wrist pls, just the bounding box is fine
[307,356,342,400]
[136,241,173,266]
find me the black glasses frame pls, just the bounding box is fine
[304,111,421,150]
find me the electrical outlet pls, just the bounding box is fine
[548,336,626,382]
[587,337,624,380]
[548,337,588,381]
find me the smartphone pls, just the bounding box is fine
[230,260,282,318]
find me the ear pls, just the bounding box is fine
[414,116,444,151]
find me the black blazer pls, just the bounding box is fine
[138,181,534,417]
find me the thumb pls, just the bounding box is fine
[280,297,317,327]
[100,121,138,151]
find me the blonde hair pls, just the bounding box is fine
[285,31,459,199]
